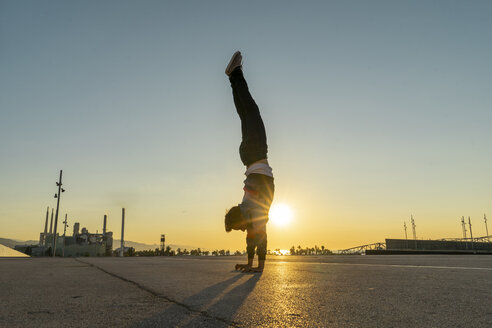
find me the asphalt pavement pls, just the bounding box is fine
[1,255,491,327]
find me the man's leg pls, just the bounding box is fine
[231,87,248,142]
[246,237,256,264]
[229,68,268,166]
[256,234,267,271]
[229,68,260,117]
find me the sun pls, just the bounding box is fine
[269,203,293,227]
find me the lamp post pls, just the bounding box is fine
[52,170,65,257]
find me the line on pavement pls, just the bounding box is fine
[274,261,492,271]
[172,257,492,271]
[74,258,241,327]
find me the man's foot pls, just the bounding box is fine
[245,266,263,273]
[225,51,242,76]
[235,264,263,273]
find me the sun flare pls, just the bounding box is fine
[269,203,293,227]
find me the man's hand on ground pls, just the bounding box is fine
[235,264,251,271]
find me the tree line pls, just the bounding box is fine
[128,245,332,257]
[131,246,244,257]
[289,245,333,255]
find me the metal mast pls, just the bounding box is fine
[411,215,417,239]
[468,216,474,251]
[404,221,408,249]
[411,215,417,249]
[461,216,467,239]
[485,214,489,242]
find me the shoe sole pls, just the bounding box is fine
[225,51,242,75]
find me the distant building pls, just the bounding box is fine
[364,238,492,255]
[385,238,492,253]
[340,236,492,255]
[17,216,113,257]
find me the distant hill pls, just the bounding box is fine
[113,240,198,252]
[0,238,38,249]
[0,237,198,252]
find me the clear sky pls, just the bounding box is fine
[1,0,491,251]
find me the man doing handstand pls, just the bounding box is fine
[224,51,274,272]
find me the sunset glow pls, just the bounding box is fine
[1,1,491,252]
[269,203,293,227]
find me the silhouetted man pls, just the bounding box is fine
[224,51,274,272]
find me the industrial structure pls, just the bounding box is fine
[16,211,113,257]
[12,172,127,257]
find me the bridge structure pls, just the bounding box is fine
[338,242,386,255]
[339,235,492,255]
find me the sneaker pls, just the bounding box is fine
[225,51,242,76]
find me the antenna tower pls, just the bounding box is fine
[411,215,417,240]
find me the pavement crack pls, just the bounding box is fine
[74,258,241,327]
[27,310,53,315]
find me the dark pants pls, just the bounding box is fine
[229,68,268,167]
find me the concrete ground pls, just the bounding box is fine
[1,255,491,327]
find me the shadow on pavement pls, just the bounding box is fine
[132,272,261,327]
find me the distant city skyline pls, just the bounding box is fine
[1,1,491,250]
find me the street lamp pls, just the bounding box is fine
[52,170,65,257]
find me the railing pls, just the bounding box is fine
[439,235,492,243]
